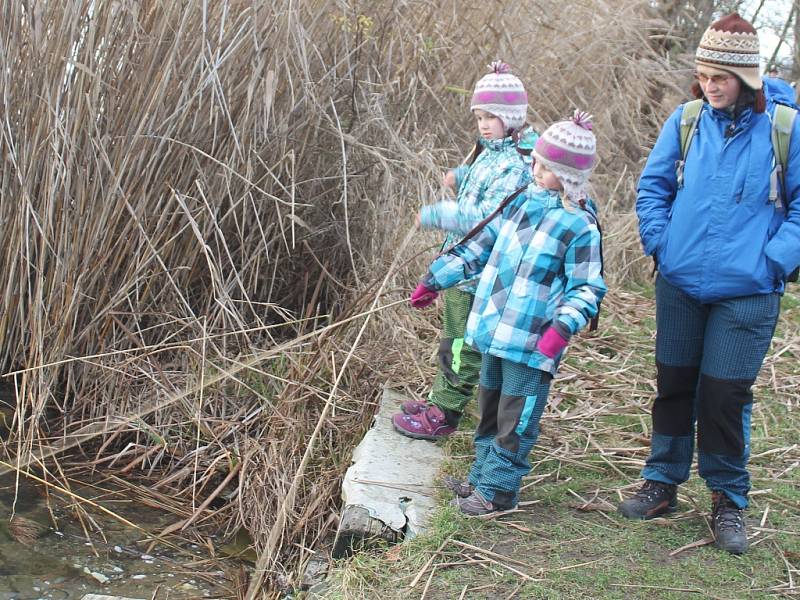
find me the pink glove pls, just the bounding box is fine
[410,283,438,309]
[537,326,569,358]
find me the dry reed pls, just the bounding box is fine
[1,0,695,595]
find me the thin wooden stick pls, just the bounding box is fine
[245,226,418,598]
[419,565,436,600]
[409,536,452,589]
[668,537,714,557]
[450,540,532,568]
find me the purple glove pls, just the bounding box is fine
[537,326,569,358]
[410,283,438,309]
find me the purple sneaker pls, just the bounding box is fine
[400,399,429,415]
[392,405,456,440]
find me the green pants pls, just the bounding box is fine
[427,288,482,421]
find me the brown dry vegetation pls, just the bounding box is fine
[0,0,705,596]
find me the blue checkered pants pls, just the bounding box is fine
[642,275,780,508]
[468,354,551,509]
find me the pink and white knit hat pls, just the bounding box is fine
[533,110,597,202]
[470,61,528,132]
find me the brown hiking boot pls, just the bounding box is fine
[711,491,748,555]
[617,480,678,520]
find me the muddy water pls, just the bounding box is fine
[0,383,236,599]
[0,476,235,600]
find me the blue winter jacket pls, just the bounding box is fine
[422,187,606,375]
[763,77,797,108]
[420,136,531,246]
[636,100,800,303]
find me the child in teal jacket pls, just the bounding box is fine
[393,61,532,441]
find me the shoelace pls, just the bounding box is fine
[714,505,744,532]
[634,482,668,502]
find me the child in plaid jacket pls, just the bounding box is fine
[410,111,606,514]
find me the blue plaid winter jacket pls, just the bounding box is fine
[420,135,531,246]
[421,186,606,374]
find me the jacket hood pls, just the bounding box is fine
[763,76,797,107]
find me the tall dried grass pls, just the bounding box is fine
[0,0,685,595]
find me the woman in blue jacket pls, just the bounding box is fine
[618,13,800,555]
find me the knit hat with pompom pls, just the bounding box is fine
[470,61,528,132]
[695,12,761,90]
[533,110,597,202]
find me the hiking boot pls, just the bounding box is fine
[392,405,456,441]
[400,399,429,415]
[442,475,474,498]
[711,491,748,555]
[450,489,507,516]
[617,480,678,520]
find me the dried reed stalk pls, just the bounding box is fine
[0,0,700,593]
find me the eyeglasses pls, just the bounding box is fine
[694,71,734,86]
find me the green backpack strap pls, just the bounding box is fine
[771,103,797,209]
[676,99,704,188]
[771,103,798,282]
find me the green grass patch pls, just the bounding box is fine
[321,285,800,599]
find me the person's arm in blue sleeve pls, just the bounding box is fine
[451,165,468,193]
[636,106,683,256]
[766,114,800,276]
[420,161,528,235]
[420,212,502,291]
[551,223,607,337]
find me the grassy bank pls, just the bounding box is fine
[324,285,800,599]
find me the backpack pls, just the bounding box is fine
[579,198,604,331]
[675,98,798,280]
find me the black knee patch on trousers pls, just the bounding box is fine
[438,338,459,386]
[495,394,525,455]
[697,374,752,456]
[475,386,501,437]
[653,362,699,436]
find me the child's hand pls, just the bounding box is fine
[443,170,456,191]
[415,212,422,227]
[410,283,438,309]
[537,326,569,358]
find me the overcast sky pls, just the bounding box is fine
[745,0,795,64]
